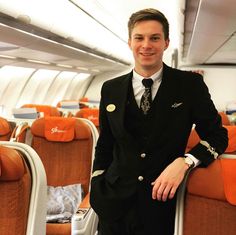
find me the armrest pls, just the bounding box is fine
[72,193,98,233]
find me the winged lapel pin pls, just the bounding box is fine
[171,102,183,108]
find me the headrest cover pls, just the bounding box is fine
[0,145,25,181]
[220,159,236,205]
[0,117,11,136]
[31,117,91,141]
[224,125,236,153]
[45,117,76,142]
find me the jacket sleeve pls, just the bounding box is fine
[92,82,115,172]
[187,74,228,166]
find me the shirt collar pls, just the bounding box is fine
[132,67,163,83]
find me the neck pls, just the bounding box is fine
[134,64,163,77]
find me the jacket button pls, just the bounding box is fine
[140,153,146,158]
[138,176,144,181]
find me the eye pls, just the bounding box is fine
[134,36,143,41]
[151,36,160,41]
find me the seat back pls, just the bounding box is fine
[30,117,94,235]
[0,142,47,235]
[30,117,93,194]
[0,116,12,140]
[22,104,61,117]
[183,157,236,235]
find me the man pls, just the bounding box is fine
[90,8,228,235]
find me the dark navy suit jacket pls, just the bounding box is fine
[90,63,228,221]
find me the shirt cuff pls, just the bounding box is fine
[184,153,201,168]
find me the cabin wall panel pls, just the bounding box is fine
[16,69,60,107]
[0,66,35,117]
[181,66,236,111]
[85,69,132,101]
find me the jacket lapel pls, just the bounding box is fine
[106,72,133,139]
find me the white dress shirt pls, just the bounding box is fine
[132,68,163,107]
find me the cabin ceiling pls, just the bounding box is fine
[0,0,235,71]
[183,0,236,65]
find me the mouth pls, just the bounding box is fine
[140,52,155,57]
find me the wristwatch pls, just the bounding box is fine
[184,156,195,169]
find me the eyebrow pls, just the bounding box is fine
[133,33,162,37]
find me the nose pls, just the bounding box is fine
[142,39,152,48]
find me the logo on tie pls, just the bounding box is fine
[140,78,153,115]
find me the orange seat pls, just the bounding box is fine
[0,116,12,140]
[75,108,99,129]
[219,111,231,125]
[183,158,236,235]
[0,145,31,235]
[30,117,95,235]
[21,104,61,117]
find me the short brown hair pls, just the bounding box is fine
[128,8,169,40]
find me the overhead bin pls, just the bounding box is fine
[184,0,236,64]
[0,0,133,65]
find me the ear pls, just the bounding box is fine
[164,39,170,50]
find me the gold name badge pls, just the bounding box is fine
[106,104,116,112]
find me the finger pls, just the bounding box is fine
[168,185,178,199]
[162,184,172,201]
[152,180,161,199]
[156,183,167,201]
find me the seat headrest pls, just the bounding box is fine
[22,104,60,117]
[76,108,99,126]
[0,117,11,136]
[0,145,25,181]
[31,117,91,142]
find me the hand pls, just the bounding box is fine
[151,157,189,202]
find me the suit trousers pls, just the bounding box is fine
[97,187,176,235]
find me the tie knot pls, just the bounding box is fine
[142,78,153,88]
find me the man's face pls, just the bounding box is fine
[128,20,169,73]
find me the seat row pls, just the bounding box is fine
[0,116,99,235]
[13,103,100,132]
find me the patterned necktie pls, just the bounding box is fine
[140,78,153,115]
